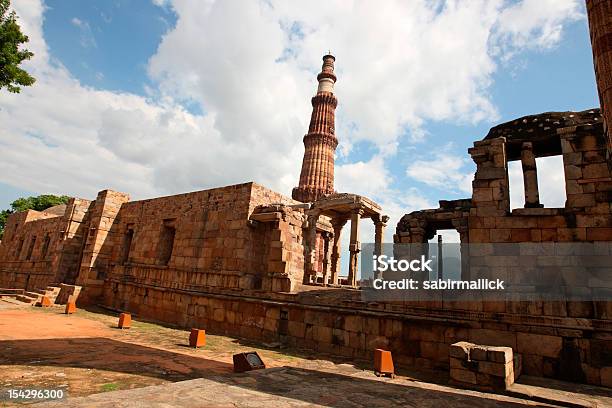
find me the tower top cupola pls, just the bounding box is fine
[317,54,337,94]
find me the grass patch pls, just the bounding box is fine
[131,321,166,331]
[100,382,119,392]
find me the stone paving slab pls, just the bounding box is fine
[33,367,557,408]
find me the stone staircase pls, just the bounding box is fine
[15,285,61,305]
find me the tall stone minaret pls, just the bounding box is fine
[586,0,612,166]
[292,54,338,202]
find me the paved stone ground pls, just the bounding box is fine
[34,367,559,408]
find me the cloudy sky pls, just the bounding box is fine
[0,0,600,243]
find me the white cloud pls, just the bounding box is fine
[406,151,474,195]
[70,17,96,48]
[493,0,583,60]
[0,0,582,224]
[336,156,433,244]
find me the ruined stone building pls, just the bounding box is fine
[1,4,611,389]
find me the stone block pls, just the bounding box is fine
[516,333,561,358]
[475,167,507,180]
[450,368,477,384]
[479,360,512,378]
[490,229,511,242]
[469,229,490,243]
[510,229,532,242]
[469,329,516,349]
[470,345,488,361]
[449,341,472,359]
[313,326,333,344]
[587,227,612,241]
[601,367,612,388]
[449,356,465,369]
[584,163,610,179]
[557,227,587,241]
[288,321,306,338]
[567,193,596,208]
[564,165,582,180]
[487,346,513,363]
[473,188,493,202]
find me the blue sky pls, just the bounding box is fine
[0,0,600,241]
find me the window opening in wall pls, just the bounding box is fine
[535,156,566,208]
[508,155,566,210]
[16,238,24,259]
[41,234,51,259]
[508,160,524,210]
[427,230,461,280]
[26,236,36,261]
[157,219,176,266]
[120,226,134,265]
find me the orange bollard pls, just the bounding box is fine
[118,312,131,329]
[40,296,52,307]
[65,301,77,314]
[189,328,206,348]
[374,348,395,378]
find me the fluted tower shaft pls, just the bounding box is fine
[586,0,612,166]
[292,54,339,202]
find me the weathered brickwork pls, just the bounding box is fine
[586,0,612,165]
[394,111,612,386]
[100,279,611,386]
[0,197,92,290]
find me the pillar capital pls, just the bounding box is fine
[331,217,348,229]
[373,214,389,227]
[351,207,365,216]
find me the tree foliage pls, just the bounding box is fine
[0,0,35,93]
[0,194,69,239]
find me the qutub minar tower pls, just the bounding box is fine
[292,54,339,202]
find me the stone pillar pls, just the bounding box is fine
[455,225,470,281]
[373,215,388,279]
[321,232,331,284]
[348,209,363,287]
[521,142,543,208]
[437,234,443,280]
[373,215,389,257]
[304,211,320,284]
[330,218,347,285]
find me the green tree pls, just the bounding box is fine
[0,194,69,239]
[0,0,35,93]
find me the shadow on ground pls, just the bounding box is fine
[223,366,550,408]
[0,337,232,382]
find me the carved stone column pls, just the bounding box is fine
[373,215,389,257]
[330,218,347,285]
[373,215,388,279]
[521,142,543,208]
[321,232,331,284]
[437,234,443,280]
[304,211,320,284]
[348,209,363,287]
